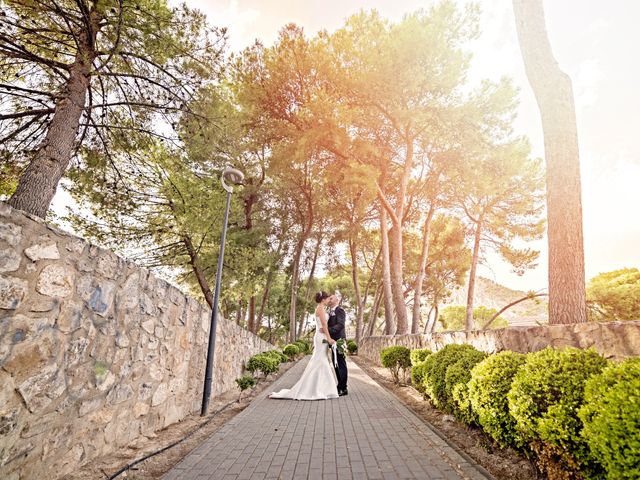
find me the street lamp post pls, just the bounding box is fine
[201,166,244,416]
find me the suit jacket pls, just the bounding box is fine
[327,306,346,340]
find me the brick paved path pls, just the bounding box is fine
[163,358,492,480]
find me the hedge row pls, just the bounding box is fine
[394,345,639,480]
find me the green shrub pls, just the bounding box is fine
[293,339,311,354]
[579,358,640,480]
[422,344,481,411]
[380,346,411,384]
[411,361,429,394]
[445,347,487,424]
[508,347,608,477]
[275,350,289,363]
[235,375,257,401]
[347,340,358,354]
[261,350,285,364]
[246,353,280,377]
[468,351,527,448]
[410,348,432,366]
[283,344,300,359]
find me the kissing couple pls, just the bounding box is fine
[270,291,348,400]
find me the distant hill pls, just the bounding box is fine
[440,276,548,326]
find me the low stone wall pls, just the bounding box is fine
[0,202,273,480]
[359,321,640,365]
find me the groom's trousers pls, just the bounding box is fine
[335,352,348,392]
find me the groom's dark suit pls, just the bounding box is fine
[327,306,348,393]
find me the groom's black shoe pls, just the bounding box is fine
[338,389,348,396]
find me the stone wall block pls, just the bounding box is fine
[0,247,20,272]
[83,281,116,317]
[0,222,22,246]
[106,383,134,406]
[116,271,140,311]
[16,364,65,413]
[95,251,122,279]
[25,243,60,262]
[64,239,86,255]
[0,411,18,437]
[0,275,27,310]
[151,383,168,407]
[36,264,74,298]
[115,330,129,348]
[56,300,85,333]
[65,336,90,368]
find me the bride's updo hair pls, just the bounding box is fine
[315,291,330,304]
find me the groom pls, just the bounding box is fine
[327,294,348,396]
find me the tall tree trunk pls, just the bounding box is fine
[348,237,365,343]
[388,139,414,334]
[465,217,483,331]
[297,235,321,338]
[389,223,408,334]
[380,207,396,335]
[288,236,306,342]
[366,282,383,337]
[411,204,436,334]
[512,0,587,325]
[9,14,99,218]
[247,296,257,333]
[427,304,439,334]
[182,235,213,307]
[423,306,434,334]
[236,299,243,326]
[256,230,287,326]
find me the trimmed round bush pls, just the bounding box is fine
[445,347,487,424]
[283,344,300,359]
[246,353,280,377]
[293,340,307,354]
[261,350,285,364]
[380,346,411,384]
[275,350,289,363]
[347,340,358,354]
[422,344,481,411]
[579,358,640,480]
[410,348,432,366]
[468,351,527,448]
[508,347,608,477]
[411,361,429,394]
[294,339,311,354]
[235,375,256,391]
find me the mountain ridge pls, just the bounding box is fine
[440,276,548,326]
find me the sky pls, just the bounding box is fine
[51,0,640,292]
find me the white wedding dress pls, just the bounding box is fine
[270,315,339,400]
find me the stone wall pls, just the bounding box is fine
[359,321,640,365]
[0,202,274,480]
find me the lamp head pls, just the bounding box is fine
[221,167,244,193]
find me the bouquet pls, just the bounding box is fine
[323,338,348,356]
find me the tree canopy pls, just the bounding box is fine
[1,1,555,342]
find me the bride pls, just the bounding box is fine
[269,291,339,400]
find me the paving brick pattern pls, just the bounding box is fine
[163,358,492,480]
